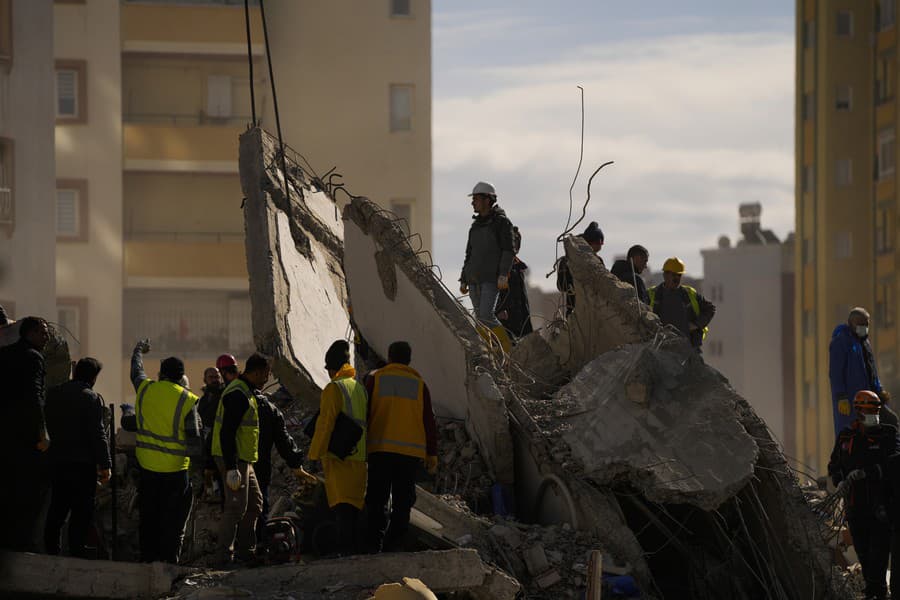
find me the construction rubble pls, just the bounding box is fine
[0,127,859,599]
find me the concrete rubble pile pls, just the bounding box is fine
[235,128,853,598]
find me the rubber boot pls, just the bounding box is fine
[490,325,512,354]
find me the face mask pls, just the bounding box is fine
[855,325,869,338]
[863,413,880,427]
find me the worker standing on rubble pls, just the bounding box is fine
[364,341,438,553]
[122,339,201,563]
[829,308,897,437]
[211,353,269,565]
[43,357,111,557]
[459,181,515,353]
[495,227,534,340]
[309,340,368,555]
[556,222,605,316]
[0,316,50,552]
[253,387,307,547]
[611,245,651,305]
[198,365,225,499]
[648,257,715,352]
[828,390,899,600]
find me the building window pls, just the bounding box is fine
[880,0,896,30]
[0,0,11,67]
[55,179,87,241]
[835,231,853,259]
[55,60,87,123]
[390,84,413,131]
[390,199,413,234]
[0,137,12,237]
[802,238,813,264]
[835,86,852,111]
[802,165,815,193]
[877,55,895,104]
[836,10,854,37]
[390,0,411,16]
[803,20,816,48]
[57,297,88,357]
[877,208,893,254]
[802,93,815,121]
[803,310,815,337]
[206,75,232,118]
[876,283,895,327]
[835,159,852,186]
[880,129,896,179]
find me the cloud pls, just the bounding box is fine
[432,29,793,290]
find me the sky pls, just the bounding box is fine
[430,1,794,290]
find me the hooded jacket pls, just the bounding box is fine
[460,206,515,284]
[830,323,882,434]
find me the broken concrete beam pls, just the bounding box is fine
[239,128,350,404]
[343,197,514,483]
[176,549,520,600]
[0,551,193,599]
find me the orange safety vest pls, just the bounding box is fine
[367,363,427,459]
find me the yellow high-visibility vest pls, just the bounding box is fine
[211,377,259,463]
[135,379,199,473]
[367,364,427,459]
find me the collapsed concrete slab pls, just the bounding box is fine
[343,198,515,483]
[239,129,350,403]
[172,549,520,600]
[0,551,193,599]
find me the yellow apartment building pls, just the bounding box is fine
[52,0,432,403]
[795,0,898,475]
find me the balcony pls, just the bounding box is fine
[123,123,243,171]
[125,239,248,279]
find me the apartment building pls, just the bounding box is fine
[795,0,897,474]
[51,0,432,401]
[702,204,795,451]
[0,1,56,321]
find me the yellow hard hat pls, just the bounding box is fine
[663,257,685,274]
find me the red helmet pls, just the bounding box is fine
[216,354,237,370]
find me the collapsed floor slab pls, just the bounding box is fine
[239,128,350,404]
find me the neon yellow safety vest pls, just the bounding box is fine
[135,379,199,473]
[367,364,427,459]
[211,378,260,463]
[648,284,709,340]
[331,376,368,462]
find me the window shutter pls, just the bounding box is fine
[56,189,78,236]
[56,70,77,117]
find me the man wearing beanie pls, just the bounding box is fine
[121,339,200,563]
[309,340,368,555]
[556,221,605,316]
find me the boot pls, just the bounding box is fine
[490,325,512,353]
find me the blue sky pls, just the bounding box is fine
[430,1,794,289]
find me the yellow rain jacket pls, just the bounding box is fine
[309,364,368,509]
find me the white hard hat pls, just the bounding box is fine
[469,181,497,197]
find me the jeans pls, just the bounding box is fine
[469,281,501,328]
[44,462,97,557]
[365,452,419,552]
[138,468,193,563]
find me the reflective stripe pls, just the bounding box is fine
[170,388,189,441]
[135,428,184,445]
[367,438,426,450]
[136,440,189,457]
[376,374,420,401]
[335,380,366,427]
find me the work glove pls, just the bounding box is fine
[837,397,851,416]
[846,469,866,482]
[293,467,317,484]
[120,403,135,417]
[226,469,242,491]
[97,468,111,485]
[425,455,438,475]
[135,339,151,354]
[459,283,468,295]
[497,275,509,291]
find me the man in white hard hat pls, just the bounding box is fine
[459,181,515,352]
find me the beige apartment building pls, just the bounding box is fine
[0,0,56,321]
[795,0,898,475]
[51,0,432,402]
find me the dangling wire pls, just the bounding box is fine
[243,0,256,126]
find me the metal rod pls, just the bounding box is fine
[259,0,289,204]
[244,0,257,126]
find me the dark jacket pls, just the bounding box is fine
[0,338,46,452]
[460,206,515,285]
[830,324,882,434]
[496,257,533,339]
[556,252,605,316]
[611,259,650,305]
[828,422,899,517]
[650,284,715,348]
[198,387,222,436]
[44,380,111,469]
[255,393,304,488]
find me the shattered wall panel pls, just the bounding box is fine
[239,129,350,403]
[343,198,514,483]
